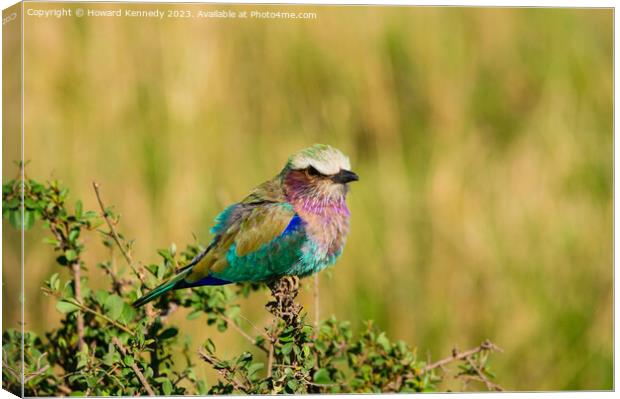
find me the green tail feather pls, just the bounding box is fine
[132,268,191,308]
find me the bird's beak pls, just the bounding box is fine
[332,169,359,184]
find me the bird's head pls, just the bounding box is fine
[281,144,359,201]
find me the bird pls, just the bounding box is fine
[133,144,358,307]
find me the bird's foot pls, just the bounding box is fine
[267,275,299,297]
[266,276,301,325]
[282,275,300,294]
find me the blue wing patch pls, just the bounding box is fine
[176,275,232,288]
[283,214,302,235]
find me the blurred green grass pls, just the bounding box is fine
[3,4,612,391]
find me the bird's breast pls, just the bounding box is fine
[298,205,350,257]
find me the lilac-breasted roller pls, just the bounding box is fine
[133,144,358,307]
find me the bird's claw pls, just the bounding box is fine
[266,276,302,325]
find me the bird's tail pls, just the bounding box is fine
[132,267,192,308]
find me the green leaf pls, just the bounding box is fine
[76,345,89,369]
[68,229,80,243]
[105,294,125,320]
[247,362,264,377]
[204,338,216,354]
[56,300,79,314]
[5,196,19,209]
[161,379,172,395]
[123,355,134,367]
[226,306,241,319]
[22,211,35,229]
[187,310,201,320]
[281,342,294,355]
[196,381,207,395]
[23,197,38,209]
[158,327,178,340]
[377,332,390,351]
[42,237,59,247]
[83,210,98,219]
[157,249,173,263]
[8,211,21,229]
[314,368,332,384]
[287,379,299,391]
[59,187,69,200]
[48,273,60,291]
[102,347,117,366]
[157,263,166,279]
[118,304,137,324]
[65,249,78,261]
[75,200,83,218]
[94,289,110,306]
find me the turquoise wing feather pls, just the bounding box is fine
[187,201,304,283]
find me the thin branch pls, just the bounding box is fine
[23,365,50,384]
[70,262,85,351]
[3,352,51,384]
[422,339,502,373]
[303,378,343,388]
[1,356,20,381]
[93,182,156,319]
[112,337,155,396]
[267,337,275,379]
[198,349,249,393]
[92,182,143,281]
[265,309,278,379]
[172,370,190,386]
[94,364,120,387]
[57,385,72,395]
[46,216,86,351]
[100,261,131,295]
[59,298,135,336]
[216,310,268,352]
[237,313,269,340]
[465,356,504,392]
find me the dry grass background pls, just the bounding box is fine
[2,3,612,391]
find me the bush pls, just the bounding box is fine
[2,176,502,395]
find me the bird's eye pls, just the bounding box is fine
[306,166,322,177]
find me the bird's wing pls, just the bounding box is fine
[132,178,294,307]
[185,201,298,283]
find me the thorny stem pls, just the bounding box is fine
[112,337,155,396]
